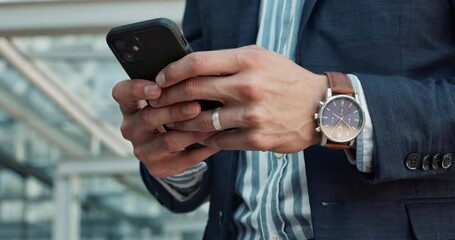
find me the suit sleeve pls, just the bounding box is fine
[357,73,455,184]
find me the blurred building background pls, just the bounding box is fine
[0,0,208,239]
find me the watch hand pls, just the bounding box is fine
[329,118,344,136]
[332,113,343,119]
[341,118,354,130]
[333,113,354,130]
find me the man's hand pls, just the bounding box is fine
[112,79,220,178]
[150,45,328,153]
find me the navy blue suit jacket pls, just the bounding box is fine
[141,0,455,239]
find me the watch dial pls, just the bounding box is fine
[320,96,364,142]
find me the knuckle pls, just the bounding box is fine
[236,78,263,102]
[248,45,264,51]
[246,133,267,150]
[111,81,125,102]
[239,49,262,68]
[139,108,156,127]
[187,53,206,74]
[160,134,179,152]
[243,107,264,126]
[120,121,133,140]
[133,147,146,161]
[167,106,180,122]
[132,81,147,98]
[163,62,177,79]
[182,79,199,98]
[198,115,213,130]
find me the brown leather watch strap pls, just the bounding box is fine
[325,142,350,150]
[325,72,355,97]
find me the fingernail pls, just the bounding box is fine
[156,72,165,86]
[166,123,175,128]
[144,84,158,97]
[183,105,195,115]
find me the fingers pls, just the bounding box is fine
[137,102,201,130]
[134,131,213,156]
[121,102,201,142]
[112,79,162,115]
[155,46,265,88]
[167,107,249,132]
[149,76,230,108]
[148,146,220,177]
[135,131,220,178]
[202,129,274,151]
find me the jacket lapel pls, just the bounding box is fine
[300,0,319,29]
[296,0,319,65]
[235,0,318,47]
[237,0,260,47]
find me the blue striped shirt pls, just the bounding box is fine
[232,1,313,239]
[160,0,375,239]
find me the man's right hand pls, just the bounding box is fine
[112,79,220,178]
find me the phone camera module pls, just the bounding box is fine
[113,40,127,50]
[122,52,136,63]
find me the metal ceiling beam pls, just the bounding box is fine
[0,0,185,37]
[56,158,138,176]
[0,38,131,156]
[56,157,150,198]
[0,85,87,156]
[0,149,53,187]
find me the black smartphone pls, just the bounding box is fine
[106,18,222,111]
[107,18,222,149]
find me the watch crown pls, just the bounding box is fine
[314,113,319,120]
[315,127,321,133]
[319,101,325,107]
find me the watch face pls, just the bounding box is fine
[319,96,365,143]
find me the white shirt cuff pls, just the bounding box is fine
[347,74,374,173]
[156,162,207,202]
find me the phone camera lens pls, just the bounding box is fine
[114,40,127,50]
[123,52,135,63]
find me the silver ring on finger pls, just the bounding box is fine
[211,107,223,131]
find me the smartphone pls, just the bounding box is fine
[106,18,222,111]
[107,18,222,148]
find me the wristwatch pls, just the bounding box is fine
[314,72,365,150]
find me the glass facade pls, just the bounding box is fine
[0,1,207,239]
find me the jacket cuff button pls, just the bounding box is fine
[422,154,432,170]
[432,153,443,169]
[442,153,453,169]
[405,154,421,170]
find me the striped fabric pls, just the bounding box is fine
[161,162,207,195]
[234,151,313,240]
[256,0,305,61]
[232,1,313,239]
